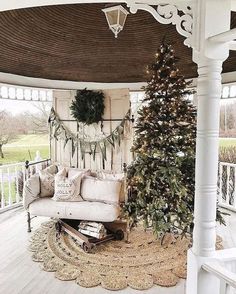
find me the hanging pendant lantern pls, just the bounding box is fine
[102,5,129,38]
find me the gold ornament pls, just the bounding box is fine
[170,71,177,77]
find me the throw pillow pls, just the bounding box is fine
[53,168,83,202]
[23,174,40,209]
[97,171,124,181]
[39,169,55,197]
[68,168,91,179]
[44,164,58,175]
[97,171,125,202]
[81,177,121,204]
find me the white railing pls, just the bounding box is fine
[218,162,236,212]
[0,159,50,213]
[203,262,236,294]
[202,248,236,294]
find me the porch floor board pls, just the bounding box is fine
[0,207,233,294]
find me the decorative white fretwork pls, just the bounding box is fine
[0,84,53,102]
[127,2,193,47]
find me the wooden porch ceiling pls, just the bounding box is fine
[0,4,235,83]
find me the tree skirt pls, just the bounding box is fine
[29,221,223,291]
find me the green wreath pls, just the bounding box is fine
[70,88,105,125]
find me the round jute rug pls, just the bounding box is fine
[29,221,223,291]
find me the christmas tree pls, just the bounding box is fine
[125,41,197,236]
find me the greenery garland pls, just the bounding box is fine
[70,88,105,125]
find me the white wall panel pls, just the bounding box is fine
[52,88,132,171]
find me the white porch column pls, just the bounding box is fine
[186,57,223,294]
[186,0,231,292]
[192,58,223,257]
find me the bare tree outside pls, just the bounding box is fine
[220,100,236,137]
[0,111,18,158]
[27,102,51,133]
[0,101,51,163]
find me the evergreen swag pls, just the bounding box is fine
[70,88,105,125]
[124,42,224,237]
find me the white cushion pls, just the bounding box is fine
[29,198,66,218]
[53,168,83,202]
[81,177,121,204]
[29,198,120,222]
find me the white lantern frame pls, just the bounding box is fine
[102,5,129,38]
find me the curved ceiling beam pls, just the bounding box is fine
[0,1,122,12]
[0,71,146,90]
[0,0,193,12]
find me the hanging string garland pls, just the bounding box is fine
[70,89,105,125]
[49,108,131,161]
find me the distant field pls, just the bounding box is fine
[0,134,50,165]
[6,134,49,146]
[219,138,236,147]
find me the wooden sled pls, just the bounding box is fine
[55,219,125,253]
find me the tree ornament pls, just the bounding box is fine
[170,71,177,77]
[70,88,105,125]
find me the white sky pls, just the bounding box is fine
[0,99,51,115]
